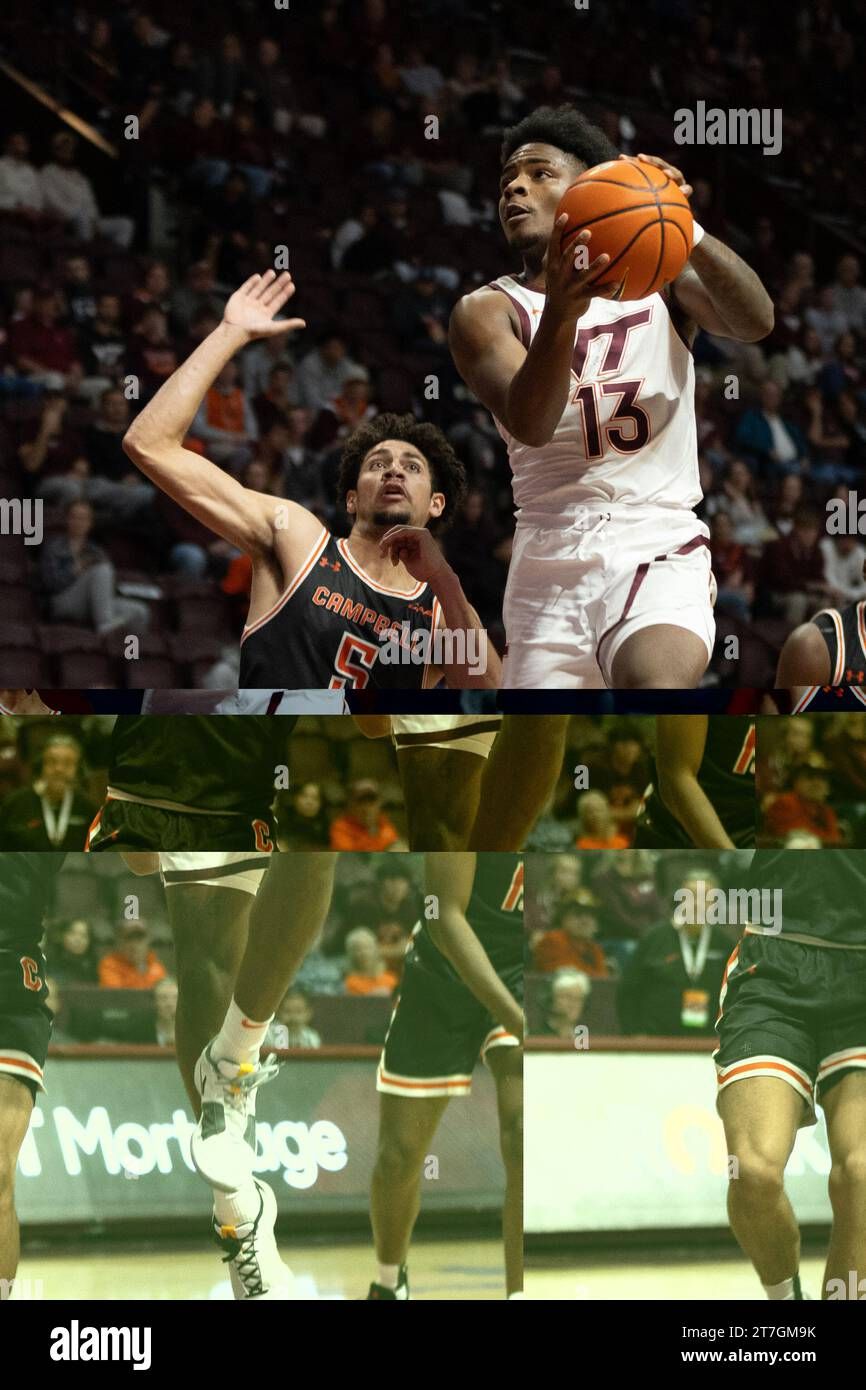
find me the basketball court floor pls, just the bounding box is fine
[525,1251,829,1300]
[15,1237,506,1300]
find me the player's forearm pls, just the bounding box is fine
[430,568,501,687]
[689,237,774,342]
[658,771,736,849]
[505,309,577,446]
[427,909,523,1038]
[125,322,248,457]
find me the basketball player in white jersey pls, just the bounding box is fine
[450,106,774,689]
[355,713,567,849]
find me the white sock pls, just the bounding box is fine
[377,1262,401,1290]
[213,998,272,1067]
[213,1180,261,1229]
[507,1291,526,1300]
[763,1275,796,1300]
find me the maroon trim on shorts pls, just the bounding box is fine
[595,533,709,663]
[487,282,532,349]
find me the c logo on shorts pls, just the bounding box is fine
[20,956,43,992]
[252,819,274,852]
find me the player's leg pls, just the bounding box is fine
[486,1042,523,1298]
[468,715,568,850]
[609,624,709,688]
[822,1071,866,1300]
[0,1075,33,1293]
[192,853,337,1188]
[368,1093,450,1297]
[165,883,252,1113]
[398,747,485,850]
[718,1078,804,1292]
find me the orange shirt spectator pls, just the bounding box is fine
[576,832,630,850]
[342,927,397,997]
[574,791,629,850]
[763,765,842,844]
[99,921,167,990]
[330,779,399,851]
[533,901,609,978]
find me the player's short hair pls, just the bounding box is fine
[337,412,467,532]
[501,105,618,171]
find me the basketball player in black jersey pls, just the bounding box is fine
[367,852,524,1300]
[122,271,498,690]
[776,586,866,712]
[0,854,65,1298]
[634,715,756,849]
[716,850,866,1300]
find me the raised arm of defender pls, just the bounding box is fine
[123,272,319,559]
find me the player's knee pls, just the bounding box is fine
[174,952,230,1009]
[829,1150,866,1204]
[730,1148,786,1204]
[376,1131,427,1181]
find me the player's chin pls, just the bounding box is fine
[372,507,412,529]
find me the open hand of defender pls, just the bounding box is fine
[545,219,619,322]
[379,524,449,585]
[223,270,306,343]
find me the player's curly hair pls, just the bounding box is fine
[337,412,467,532]
[501,105,619,171]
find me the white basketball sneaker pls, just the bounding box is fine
[191,1042,279,1192]
[213,1180,294,1300]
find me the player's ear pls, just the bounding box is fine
[345,489,357,516]
[429,491,446,519]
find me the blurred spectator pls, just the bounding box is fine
[734,380,809,479]
[309,376,377,451]
[40,499,151,633]
[533,898,609,978]
[831,255,866,336]
[253,364,300,433]
[758,505,827,624]
[171,261,223,336]
[343,926,397,996]
[762,763,843,845]
[61,254,97,328]
[575,792,629,850]
[710,512,755,622]
[266,988,322,1049]
[44,976,76,1045]
[153,976,178,1047]
[805,284,850,353]
[8,288,82,393]
[80,294,127,391]
[40,131,134,247]
[98,920,167,989]
[191,359,258,468]
[540,969,591,1040]
[126,307,179,400]
[704,458,772,545]
[279,781,331,849]
[48,917,99,984]
[295,330,367,411]
[617,870,730,1036]
[0,735,94,851]
[392,270,451,355]
[820,531,866,605]
[329,780,400,851]
[0,131,44,216]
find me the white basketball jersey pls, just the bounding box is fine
[489,275,700,517]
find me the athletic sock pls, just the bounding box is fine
[763,1273,801,1300]
[376,1263,401,1290]
[213,1180,261,1229]
[507,1291,526,1300]
[213,998,272,1067]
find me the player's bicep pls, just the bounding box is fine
[123,438,277,555]
[776,623,831,688]
[449,296,526,424]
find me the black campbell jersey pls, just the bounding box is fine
[239,529,442,690]
[416,853,524,975]
[745,849,866,947]
[791,602,866,711]
[104,716,296,817]
[636,717,756,847]
[0,853,66,953]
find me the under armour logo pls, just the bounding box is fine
[319,557,341,571]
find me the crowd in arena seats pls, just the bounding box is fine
[37,850,422,1047]
[525,849,748,1039]
[757,711,866,846]
[1,1,865,685]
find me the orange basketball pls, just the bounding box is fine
[557,157,693,300]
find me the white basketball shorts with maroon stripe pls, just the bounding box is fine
[501,504,716,688]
